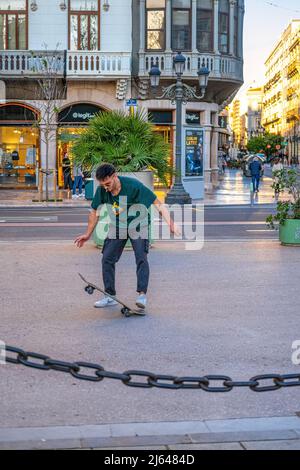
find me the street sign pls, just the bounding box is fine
[126,99,137,107]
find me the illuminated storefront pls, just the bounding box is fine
[0,103,39,189]
[148,110,174,188]
[57,103,104,188]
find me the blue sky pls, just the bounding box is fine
[243,0,300,88]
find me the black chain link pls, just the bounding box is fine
[4,345,300,393]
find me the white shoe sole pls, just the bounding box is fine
[94,301,118,308]
[136,302,146,310]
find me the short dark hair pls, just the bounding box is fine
[96,163,116,181]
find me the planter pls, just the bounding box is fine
[93,171,154,248]
[279,219,300,246]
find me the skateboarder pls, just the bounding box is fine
[74,163,180,310]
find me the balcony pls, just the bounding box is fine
[139,52,243,83]
[0,50,132,79]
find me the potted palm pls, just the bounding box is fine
[266,168,300,245]
[72,110,172,246]
[72,109,171,186]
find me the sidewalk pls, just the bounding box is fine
[204,168,281,206]
[0,169,285,208]
[1,416,300,450]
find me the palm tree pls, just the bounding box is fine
[72,110,172,184]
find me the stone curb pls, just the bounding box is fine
[0,416,300,450]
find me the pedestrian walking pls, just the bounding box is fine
[249,157,262,193]
[74,163,180,310]
[72,163,84,199]
[272,157,284,195]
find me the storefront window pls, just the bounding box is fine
[146,0,166,50]
[0,1,27,50]
[172,0,191,51]
[0,104,39,188]
[69,0,100,50]
[57,103,103,188]
[219,0,229,54]
[197,0,213,52]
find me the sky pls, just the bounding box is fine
[241,0,300,92]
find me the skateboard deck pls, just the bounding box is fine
[78,273,146,317]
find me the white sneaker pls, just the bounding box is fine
[136,294,147,309]
[78,193,85,199]
[94,296,118,308]
[72,194,79,199]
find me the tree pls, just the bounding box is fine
[30,45,67,201]
[247,133,283,155]
[72,110,172,184]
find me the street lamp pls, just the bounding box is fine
[149,54,210,205]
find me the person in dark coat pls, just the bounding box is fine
[249,157,262,193]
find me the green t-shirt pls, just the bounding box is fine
[91,176,156,230]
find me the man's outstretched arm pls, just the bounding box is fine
[74,209,99,248]
[153,198,181,236]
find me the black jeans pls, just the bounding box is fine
[63,172,73,190]
[102,236,150,296]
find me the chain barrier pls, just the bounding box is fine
[4,346,300,392]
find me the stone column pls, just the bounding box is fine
[166,0,172,51]
[229,0,237,56]
[237,0,244,59]
[139,0,146,52]
[139,0,146,74]
[192,0,197,52]
[203,110,213,193]
[210,127,220,188]
[213,0,219,54]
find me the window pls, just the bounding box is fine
[197,0,213,52]
[69,0,100,51]
[146,0,165,50]
[0,0,27,50]
[219,0,229,54]
[172,0,191,51]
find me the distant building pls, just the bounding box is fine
[0,0,245,196]
[262,20,300,161]
[245,85,264,142]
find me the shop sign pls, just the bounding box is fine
[186,111,201,125]
[58,104,103,124]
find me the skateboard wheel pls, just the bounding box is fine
[121,307,131,317]
[85,286,94,295]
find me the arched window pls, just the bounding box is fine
[197,0,213,52]
[146,0,166,51]
[219,0,229,54]
[172,0,191,51]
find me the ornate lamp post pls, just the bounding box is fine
[149,52,210,205]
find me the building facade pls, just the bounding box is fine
[245,85,263,142]
[0,0,244,196]
[262,20,300,162]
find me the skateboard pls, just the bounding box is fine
[78,273,146,317]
